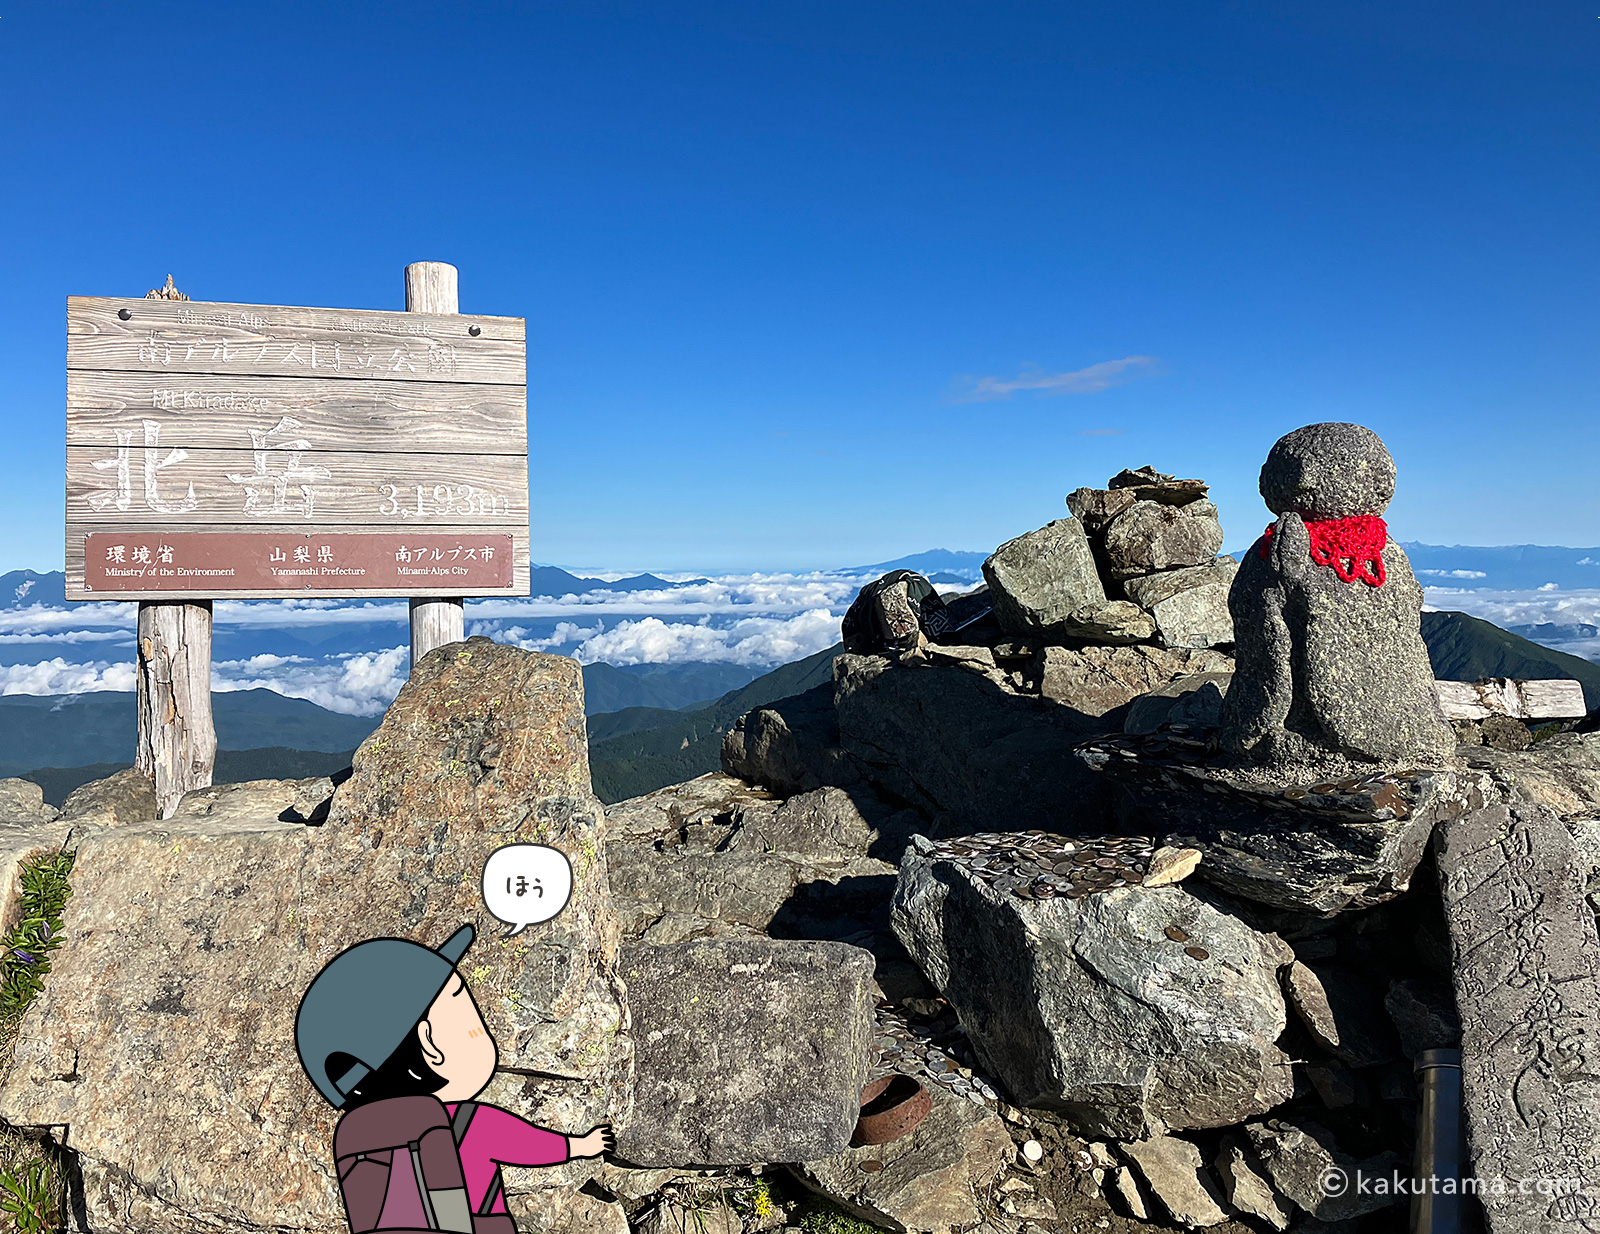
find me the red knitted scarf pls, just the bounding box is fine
[1259,514,1388,586]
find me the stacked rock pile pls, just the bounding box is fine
[1069,465,1235,650]
[979,465,1234,651]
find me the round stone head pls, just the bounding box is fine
[1259,422,1396,520]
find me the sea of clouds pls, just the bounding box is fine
[1,570,1595,717]
[0,572,879,715]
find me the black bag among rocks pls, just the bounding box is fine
[841,570,953,656]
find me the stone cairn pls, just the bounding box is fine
[981,464,1235,652]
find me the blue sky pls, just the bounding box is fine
[4,2,1599,574]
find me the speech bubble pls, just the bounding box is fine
[481,844,573,936]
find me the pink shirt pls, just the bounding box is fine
[445,1102,569,1215]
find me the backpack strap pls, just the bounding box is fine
[409,1141,439,1230]
[477,1169,503,1217]
[451,1101,477,1145]
[449,1101,502,1221]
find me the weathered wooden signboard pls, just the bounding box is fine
[65,295,529,600]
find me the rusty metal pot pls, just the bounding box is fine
[852,1074,932,1146]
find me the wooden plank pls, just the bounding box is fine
[67,372,525,453]
[66,446,527,528]
[1435,678,1587,722]
[65,527,532,600]
[67,296,525,385]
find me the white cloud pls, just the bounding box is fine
[0,604,135,634]
[954,355,1158,403]
[0,629,129,645]
[558,609,843,668]
[0,658,137,694]
[214,653,314,670]
[13,580,34,601]
[1540,583,1560,591]
[1424,587,1600,634]
[1417,569,1488,579]
[466,619,603,650]
[212,646,408,716]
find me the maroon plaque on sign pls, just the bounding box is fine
[83,532,514,593]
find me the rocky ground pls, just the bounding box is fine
[0,466,1594,1234]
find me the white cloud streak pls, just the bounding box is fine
[955,355,1159,403]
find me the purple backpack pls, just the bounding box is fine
[333,1097,515,1234]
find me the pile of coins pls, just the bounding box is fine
[870,1004,1002,1108]
[926,831,1155,901]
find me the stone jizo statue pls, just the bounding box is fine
[1218,422,1455,768]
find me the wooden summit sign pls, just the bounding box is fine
[65,295,529,600]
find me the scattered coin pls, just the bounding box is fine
[1165,926,1189,942]
[1185,946,1210,961]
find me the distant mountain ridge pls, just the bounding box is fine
[842,550,987,582]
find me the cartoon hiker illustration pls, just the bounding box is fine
[296,925,613,1233]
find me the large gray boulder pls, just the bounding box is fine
[59,766,159,829]
[0,638,629,1234]
[615,938,876,1166]
[721,682,861,796]
[788,1081,1014,1234]
[0,777,59,827]
[1218,423,1455,768]
[1036,645,1233,717]
[1102,499,1225,581]
[982,518,1108,641]
[891,837,1295,1140]
[1123,559,1238,649]
[833,654,1115,835]
[606,775,904,943]
[1124,673,1232,735]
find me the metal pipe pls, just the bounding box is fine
[1411,1047,1465,1234]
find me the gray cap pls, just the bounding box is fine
[295,925,475,1107]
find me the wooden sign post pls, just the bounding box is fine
[405,262,466,663]
[66,272,530,816]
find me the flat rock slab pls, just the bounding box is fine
[1435,801,1600,1233]
[616,938,877,1167]
[1078,737,1475,915]
[789,1080,1014,1234]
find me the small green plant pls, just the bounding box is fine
[0,850,76,1232]
[794,1194,884,1234]
[0,849,75,1022]
[731,1177,781,1224]
[0,1125,65,1234]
